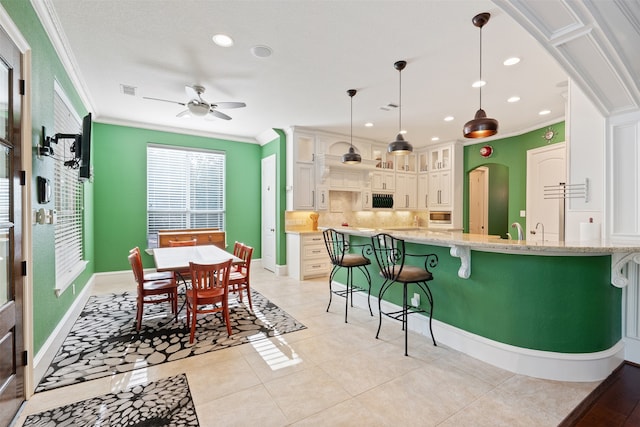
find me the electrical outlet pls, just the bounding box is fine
[520,210,526,217]
[72,283,76,295]
[411,293,420,307]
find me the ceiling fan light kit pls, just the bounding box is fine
[342,89,362,164]
[143,84,245,121]
[388,60,413,155]
[464,12,499,139]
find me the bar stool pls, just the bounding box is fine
[370,233,438,356]
[323,228,373,323]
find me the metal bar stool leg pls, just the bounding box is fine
[326,265,338,313]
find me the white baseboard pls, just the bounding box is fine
[332,281,623,382]
[33,275,95,387]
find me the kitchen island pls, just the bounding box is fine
[327,227,640,381]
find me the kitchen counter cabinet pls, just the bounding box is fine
[286,231,330,280]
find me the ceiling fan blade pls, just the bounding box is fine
[185,85,200,99]
[209,109,232,120]
[176,109,191,118]
[143,96,185,106]
[212,102,246,109]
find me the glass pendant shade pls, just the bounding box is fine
[463,108,498,138]
[388,60,413,155]
[342,89,361,164]
[464,13,498,139]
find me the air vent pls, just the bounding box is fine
[380,103,398,111]
[120,84,137,96]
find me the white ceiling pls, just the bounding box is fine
[35,0,633,147]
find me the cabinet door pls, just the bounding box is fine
[428,172,441,208]
[294,163,315,209]
[362,190,372,210]
[295,133,315,163]
[406,174,417,209]
[418,174,429,210]
[371,172,384,191]
[316,187,328,210]
[383,172,395,191]
[439,171,451,207]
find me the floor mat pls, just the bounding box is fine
[25,374,198,426]
[36,290,306,392]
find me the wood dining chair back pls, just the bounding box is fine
[186,259,233,343]
[228,243,254,311]
[129,247,174,282]
[128,251,178,331]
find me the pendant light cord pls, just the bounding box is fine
[350,92,353,147]
[398,68,402,132]
[479,25,483,110]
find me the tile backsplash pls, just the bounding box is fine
[285,191,428,231]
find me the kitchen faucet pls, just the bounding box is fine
[536,222,545,242]
[511,222,524,240]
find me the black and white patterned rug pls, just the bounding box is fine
[25,374,198,426]
[36,290,306,392]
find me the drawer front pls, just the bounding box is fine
[303,244,327,259]
[302,234,324,245]
[302,259,331,277]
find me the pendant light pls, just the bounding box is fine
[463,12,499,139]
[342,89,361,164]
[387,60,412,155]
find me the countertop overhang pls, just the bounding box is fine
[323,226,640,286]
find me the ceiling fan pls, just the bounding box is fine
[143,85,246,120]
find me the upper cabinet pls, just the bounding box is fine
[427,142,463,229]
[430,145,452,171]
[286,128,317,210]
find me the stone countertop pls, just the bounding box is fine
[326,226,640,255]
[285,229,324,235]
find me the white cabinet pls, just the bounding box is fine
[371,171,395,191]
[287,129,317,210]
[428,170,451,208]
[417,173,429,210]
[329,170,362,190]
[395,173,417,209]
[286,232,331,280]
[396,153,417,173]
[427,142,463,229]
[316,187,328,210]
[352,189,372,211]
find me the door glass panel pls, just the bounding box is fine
[0,61,8,140]
[0,229,9,305]
[0,145,9,304]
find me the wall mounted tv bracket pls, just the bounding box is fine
[39,125,81,168]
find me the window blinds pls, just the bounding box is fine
[147,145,225,247]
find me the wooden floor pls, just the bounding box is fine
[560,361,640,426]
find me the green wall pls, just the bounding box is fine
[1,0,95,353]
[463,122,566,235]
[92,123,262,272]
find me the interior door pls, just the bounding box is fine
[0,25,24,427]
[469,167,488,234]
[261,155,276,272]
[526,143,566,242]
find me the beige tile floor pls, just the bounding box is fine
[14,264,599,426]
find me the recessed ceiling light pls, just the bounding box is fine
[539,109,551,115]
[444,116,454,122]
[251,45,273,58]
[472,80,486,88]
[431,137,440,141]
[507,96,520,103]
[364,122,373,127]
[212,34,234,47]
[504,57,520,66]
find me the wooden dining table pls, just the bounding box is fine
[152,244,242,273]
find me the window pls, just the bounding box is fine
[147,144,225,247]
[54,84,86,295]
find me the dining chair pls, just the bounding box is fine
[128,251,178,331]
[129,247,174,282]
[168,239,197,284]
[370,233,438,356]
[323,228,373,323]
[228,243,254,311]
[186,259,233,344]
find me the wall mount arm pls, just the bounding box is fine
[39,126,81,168]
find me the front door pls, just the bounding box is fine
[0,25,24,427]
[469,167,488,235]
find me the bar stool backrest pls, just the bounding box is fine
[371,233,406,281]
[323,229,349,266]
